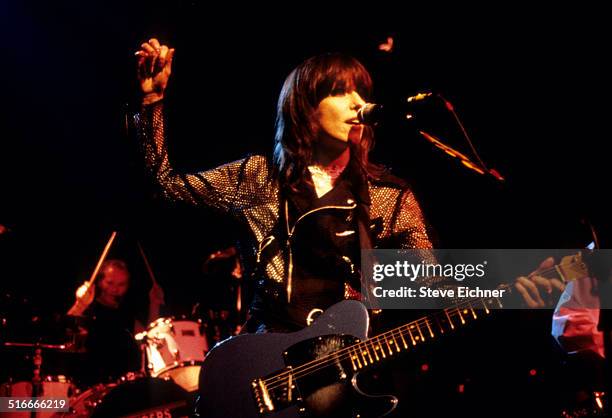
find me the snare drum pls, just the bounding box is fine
[0,375,75,418]
[144,317,208,392]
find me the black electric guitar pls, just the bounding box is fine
[197,253,589,417]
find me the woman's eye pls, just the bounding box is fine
[330,88,346,96]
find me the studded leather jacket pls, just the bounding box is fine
[135,101,434,330]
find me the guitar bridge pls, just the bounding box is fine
[252,378,275,414]
[251,367,300,416]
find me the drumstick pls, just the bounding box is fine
[137,241,159,286]
[68,231,117,316]
[86,231,117,287]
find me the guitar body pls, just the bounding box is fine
[197,300,397,418]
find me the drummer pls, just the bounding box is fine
[67,259,165,384]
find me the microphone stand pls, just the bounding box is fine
[596,262,611,414]
[362,92,505,182]
[583,243,611,415]
[418,130,504,181]
[418,93,505,182]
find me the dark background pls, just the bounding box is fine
[1,2,609,416]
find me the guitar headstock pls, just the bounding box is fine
[557,252,589,283]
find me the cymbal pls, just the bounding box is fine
[3,341,72,350]
[2,314,90,353]
[3,339,87,353]
[3,311,93,328]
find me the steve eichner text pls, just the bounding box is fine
[372,286,507,299]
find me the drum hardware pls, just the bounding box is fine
[1,341,77,418]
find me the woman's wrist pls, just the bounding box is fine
[142,92,164,105]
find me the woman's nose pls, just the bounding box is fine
[350,92,366,110]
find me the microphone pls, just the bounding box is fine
[357,92,434,126]
[357,103,385,126]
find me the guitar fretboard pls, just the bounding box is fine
[347,294,505,370]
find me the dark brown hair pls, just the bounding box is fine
[272,53,383,191]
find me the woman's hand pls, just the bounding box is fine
[136,38,175,105]
[515,257,566,308]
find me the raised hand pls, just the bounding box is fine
[135,38,175,105]
[67,281,95,316]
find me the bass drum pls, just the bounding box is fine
[64,377,192,418]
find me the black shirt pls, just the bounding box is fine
[82,301,141,384]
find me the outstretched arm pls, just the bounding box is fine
[134,38,263,213]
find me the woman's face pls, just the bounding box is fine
[314,90,366,144]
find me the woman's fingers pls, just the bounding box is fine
[536,256,555,272]
[531,275,552,295]
[516,276,546,308]
[136,38,174,101]
[138,41,173,75]
[515,269,565,308]
[515,280,538,308]
[157,45,169,69]
[141,42,156,54]
[148,38,161,51]
[513,256,566,308]
[167,48,175,67]
[550,278,566,293]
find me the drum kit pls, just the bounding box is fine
[1,233,243,417]
[1,314,211,417]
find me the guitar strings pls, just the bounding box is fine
[263,298,495,391]
[261,257,585,391]
[263,258,583,390]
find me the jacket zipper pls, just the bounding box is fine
[284,199,357,303]
[256,235,276,264]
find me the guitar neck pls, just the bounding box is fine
[347,295,503,371]
[346,252,588,371]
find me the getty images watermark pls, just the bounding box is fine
[359,249,612,310]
